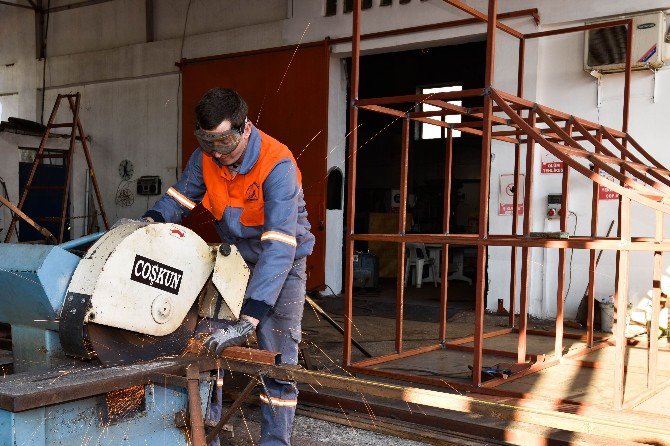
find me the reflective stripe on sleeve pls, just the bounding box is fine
[167,187,196,210]
[261,230,297,247]
[259,394,297,407]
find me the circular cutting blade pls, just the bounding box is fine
[87,304,198,367]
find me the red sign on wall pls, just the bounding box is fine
[598,173,640,200]
[598,185,619,200]
[541,150,564,174]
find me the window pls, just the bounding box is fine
[326,168,344,210]
[419,85,462,139]
[380,0,392,5]
[325,0,338,16]
[344,0,372,13]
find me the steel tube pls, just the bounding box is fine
[613,197,631,409]
[355,89,483,107]
[0,194,57,244]
[649,211,663,390]
[587,131,603,347]
[440,129,454,342]
[186,364,207,446]
[343,0,362,367]
[205,377,257,444]
[555,121,572,359]
[510,37,526,328]
[396,118,410,353]
[472,0,498,388]
[443,0,523,39]
[493,90,670,215]
[524,19,632,39]
[349,233,670,250]
[517,110,535,364]
[493,90,627,138]
[305,296,372,358]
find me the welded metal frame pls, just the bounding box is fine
[343,0,670,410]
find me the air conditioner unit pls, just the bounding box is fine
[584,11,669,73]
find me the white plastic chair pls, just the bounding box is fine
[404,243,438,288]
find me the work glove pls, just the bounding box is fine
[204,318,256,356]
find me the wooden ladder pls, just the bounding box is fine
[3,93,109,243]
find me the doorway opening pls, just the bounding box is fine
[343,41,486,321]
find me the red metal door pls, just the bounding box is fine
[180,43,329,291]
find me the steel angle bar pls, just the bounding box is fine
[490,89,670,215]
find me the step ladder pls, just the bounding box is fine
[3,93,109,244]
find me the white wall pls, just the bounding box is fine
[2,0,670,310]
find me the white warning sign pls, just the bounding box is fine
[499,173,525,215]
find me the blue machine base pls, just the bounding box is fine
[0,382,211,446]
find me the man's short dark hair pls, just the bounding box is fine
[195,88,248,130]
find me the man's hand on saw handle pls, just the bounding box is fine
[204,316,259,356]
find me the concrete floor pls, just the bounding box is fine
[302,281,670,413]
[225,407,431,446]
[220,280,670,444]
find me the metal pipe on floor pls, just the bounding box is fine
[305,296,372,358]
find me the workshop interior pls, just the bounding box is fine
[1,0,670,445]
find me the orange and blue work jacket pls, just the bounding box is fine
[144,125,315,320]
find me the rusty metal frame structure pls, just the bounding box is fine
[343,0,670,410]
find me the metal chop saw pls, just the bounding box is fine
[58,221,249,366]
[0,222,250,444]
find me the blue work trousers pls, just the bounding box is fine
[204,258,306,446]
[255,258,305,446]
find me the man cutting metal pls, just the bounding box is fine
[142,87,314,445]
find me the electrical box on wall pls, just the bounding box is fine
[136,176,162,196]
[584,11,669,73]
[547,194,562,220]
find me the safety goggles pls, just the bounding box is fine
[195,120,246,155]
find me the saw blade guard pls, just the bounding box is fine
[62,222,215,337]
[199,243,250,321]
